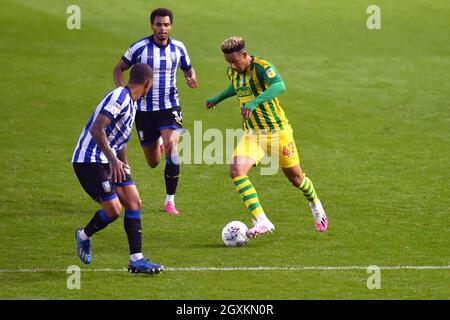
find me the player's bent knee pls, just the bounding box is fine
[143,145,161,168]
[121,196,142,212]
[164,142,178,156]
[147,158,160,168]
[101,198,123,218]
[107,207,122,219]
[131,198,142,211]
[148,162,159,168]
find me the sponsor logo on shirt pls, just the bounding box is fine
[153,67,175,73]
[236,86,253,97]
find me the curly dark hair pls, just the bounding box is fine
[150,8,173,24]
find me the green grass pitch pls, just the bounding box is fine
[0,0,449,299]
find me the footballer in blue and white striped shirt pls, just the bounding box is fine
[113,8,198,215]
[73,64,163,274]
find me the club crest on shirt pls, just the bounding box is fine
[110,102,121,116]
[266,68,276,79]
[170,52,177,62]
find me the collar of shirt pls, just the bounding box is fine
[124,86,132,101]
[149,35,171,49]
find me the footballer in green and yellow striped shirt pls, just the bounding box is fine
[206,36,329,237]
[226,55,289,132]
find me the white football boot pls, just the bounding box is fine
[309,199,328,232]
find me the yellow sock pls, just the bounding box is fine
[232,175,265,218]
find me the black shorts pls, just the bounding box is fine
[135,106,183,147]
[73,163,134,202]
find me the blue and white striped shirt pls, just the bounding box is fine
[122,35,191,112]
[72,86,136,164]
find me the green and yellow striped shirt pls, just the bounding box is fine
[227,56,289,132]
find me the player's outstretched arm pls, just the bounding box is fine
[205,84,236,109]
[245,81,285,111]
[113,59,132,87]
[241,81,285,120]
[90,113,129,183]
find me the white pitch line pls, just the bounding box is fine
[168,266,450,271]
[0,266,449,273]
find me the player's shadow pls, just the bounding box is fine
[189,242,258,249]
[190,243,227,249]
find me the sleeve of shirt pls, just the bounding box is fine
[244,62,285,111]
[177,42,192,71]
[261,62,283,85]
[207,84,236,105]
[100,89,129,120]
[122,45,137,66]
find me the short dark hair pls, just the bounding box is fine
[150,8,173,24]
[129,63,153,84]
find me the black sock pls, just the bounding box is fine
[165,155,180,196]
[124,210,142,255]
[84,210,116,237]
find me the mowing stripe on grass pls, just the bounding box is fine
[0,265,449,273]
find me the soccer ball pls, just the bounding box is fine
[221,221,249,247]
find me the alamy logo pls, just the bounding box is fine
[367,265,381,289]
[66,5,81,30]
[66,265,81,289]
[367,5,381,30]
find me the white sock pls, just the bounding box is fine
[165,194,175,205]
[255,213,269,222]
[130,253,144,262]
[309,198,322,208]
[79,229,90,240]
